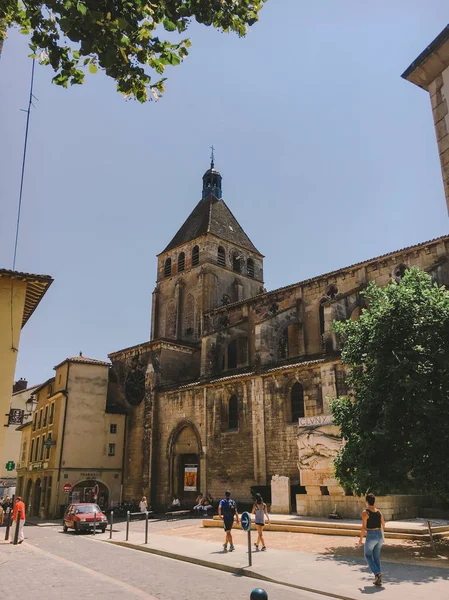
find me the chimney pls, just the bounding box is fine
[13,378,28,393]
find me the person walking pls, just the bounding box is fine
[10,496,26,543]
[218,490,239,552]
[358,493,385,586]
[139,496,148,515]
[252,493,270,551]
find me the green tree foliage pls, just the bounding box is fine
[0,0,266,102]
[330,267,449,501]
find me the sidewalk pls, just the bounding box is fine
[103,525,449,600]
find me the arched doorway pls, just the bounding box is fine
[32,479,42,516]
[25,479,32,513]
[70,480,109,509]
[168,422,202,506]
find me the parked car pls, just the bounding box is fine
[63,503,108,534]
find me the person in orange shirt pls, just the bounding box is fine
[10,496,26,543]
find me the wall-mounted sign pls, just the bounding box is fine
[80,472,101,479]
[183,465,198,492]
[7,409,24,426]
[298,415,334,427]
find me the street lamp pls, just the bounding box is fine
[25,395,37,415]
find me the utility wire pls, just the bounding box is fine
[12,58,36,270]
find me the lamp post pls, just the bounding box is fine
[25,395,37,415]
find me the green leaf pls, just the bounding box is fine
[88,62,98,74]
[163,18,177,32]
[77,3,88,16]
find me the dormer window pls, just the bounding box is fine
[178,252,185,272]
[192,246,200,266]
[164,258,172,277]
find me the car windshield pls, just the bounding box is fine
[75,504,101,514]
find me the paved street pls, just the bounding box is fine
[0,525,328,600]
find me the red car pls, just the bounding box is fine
[63,503,108,534]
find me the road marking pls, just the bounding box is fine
[25,542,159,600]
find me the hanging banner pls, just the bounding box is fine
[183,465,198,491]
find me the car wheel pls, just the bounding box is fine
[63,524,68,533]
[74,522,80,534]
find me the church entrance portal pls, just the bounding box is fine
[169,423,201,506]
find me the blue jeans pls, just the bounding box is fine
[364,530,383,575]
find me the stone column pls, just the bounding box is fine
[251,377,267,484]
[271,475,291,514]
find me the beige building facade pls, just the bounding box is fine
[107,158,449,517]
[16,355,126,518]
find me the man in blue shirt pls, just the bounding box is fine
[218,490,239,552]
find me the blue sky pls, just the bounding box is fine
[1,1,448,386]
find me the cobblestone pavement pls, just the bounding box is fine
[0,525,329,600]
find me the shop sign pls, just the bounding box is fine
[32,462,43,470]
[80,472,101,479]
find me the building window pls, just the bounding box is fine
[291,382,305,422]
[21,441,27,462]
[393,264,407,282]
[164,258,172,277]
[29,439,34,462]
[227,339,237,370]
[108,443,116,456]
[247,258,255,278]
[41,435,46,460]
[49,403,54,425]
[232,254,241,273]
[34,437,40,462]
[32,412,37,431]
[319,298,326,337]
[217,246,226,267]
[178,252,185,272]
[228,395,239,430]
[47,383,53,397]
[192,245,199,266]
[38,409,43,429]
[110,424,117,434]
[46,434,51,459]
[43,406,48,427]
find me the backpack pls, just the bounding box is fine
[222,498,236,517]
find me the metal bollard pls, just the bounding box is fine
[145,510,149,544]
[126,511,130,541]
[109,510,114,539]
[4,509,12,541]
[250,590,268,600]
[93,511,96,535]
[13,510,21,545]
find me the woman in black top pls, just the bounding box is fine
[358,493,385,586]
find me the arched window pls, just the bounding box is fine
[178,252,185,272]
[227,339,237,369]
[291,382,305,422]
[278,328,289,359]
[247,258,255,278]
[232,254,241,273]
[217,246,226,267]
[164,258,172,277]
[228,395,238,430]
[319,298,326,337]
[192,245,200,266]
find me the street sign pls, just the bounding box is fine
[241,511,251,532]
[63,483,72,494]
[5,461,15,472]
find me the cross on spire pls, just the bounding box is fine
[210,145,215,169]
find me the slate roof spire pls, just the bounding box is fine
[161,159,262,255]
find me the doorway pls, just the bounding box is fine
[169,423,201,506]
[33,479,42,516]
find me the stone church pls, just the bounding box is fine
[107,158,449,511]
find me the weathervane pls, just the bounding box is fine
[210,145,215,169]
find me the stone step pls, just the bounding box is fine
[203,516,449,541]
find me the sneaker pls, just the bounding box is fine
[223,543,228,552]
[254,543,259,551]
[261,546,267,551]
[374,574,382,587]
[229,544,235,552]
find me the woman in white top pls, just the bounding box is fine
[139,496,148,513]
[252,493,270,551]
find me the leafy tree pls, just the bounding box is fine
[0,1,266,102]
[330,267,449,502]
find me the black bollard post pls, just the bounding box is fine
[4,509,12,542]
[93,510,96,535]
[13,510,21,545]
[126,511,130,541]
[145,510,149,544]
[247,527,252,567]
[109,510,114,539]
[250,589,268,600]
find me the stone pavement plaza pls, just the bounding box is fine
[2,518,449,600]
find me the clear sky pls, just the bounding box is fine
[1,1,448,387]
